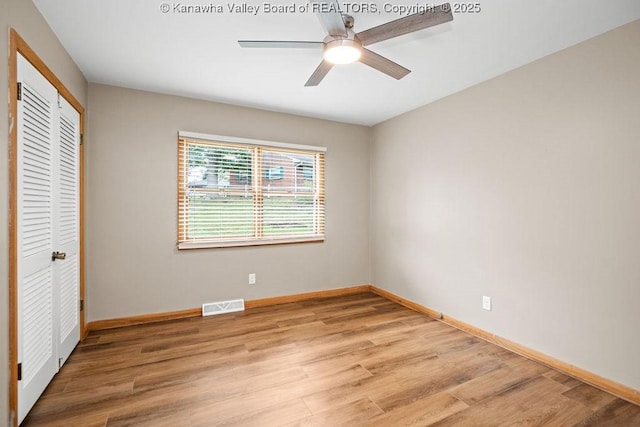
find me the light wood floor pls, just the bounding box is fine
[23,292,640,426]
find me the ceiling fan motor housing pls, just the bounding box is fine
[323,26,362,64]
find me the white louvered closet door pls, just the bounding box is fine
[56,94,80,367]
[17,54,81,424]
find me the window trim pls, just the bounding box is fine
[179,131,327,153]
[177,131,326,250]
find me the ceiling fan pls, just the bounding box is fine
[238,1,453,86]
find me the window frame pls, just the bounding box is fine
[177,131,326,250]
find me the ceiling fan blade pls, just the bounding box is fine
[358,48,410,80]
[312,0,348,37]
[238,41,324,49]
[305,60,334,86]
[356,3,453,46]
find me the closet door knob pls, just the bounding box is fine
[52,251,66,261]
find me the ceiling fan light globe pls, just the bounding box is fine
[324,40,361,64]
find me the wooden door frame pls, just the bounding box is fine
[8,29,86,426]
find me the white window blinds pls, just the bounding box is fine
[178,132,326,249]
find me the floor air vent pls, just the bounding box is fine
[202,299,245,316]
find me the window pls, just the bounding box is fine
[178,132,326,249]
[266,166,284,181]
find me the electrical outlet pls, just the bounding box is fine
[248,273,256,285]
[482,296,491,311]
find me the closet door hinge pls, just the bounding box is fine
[17,82,22,101]
[17,363,22,381]
[80,299,84,311]
[80,134,84,146]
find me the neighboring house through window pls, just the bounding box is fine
[178,132,326,249]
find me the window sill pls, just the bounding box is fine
[177,236,324,250]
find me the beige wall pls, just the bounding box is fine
[86,84,371,321]
[0,15,8,423]
[371,20,640,390]
[1,1,88,424]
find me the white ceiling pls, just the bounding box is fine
[34,0,640,126]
